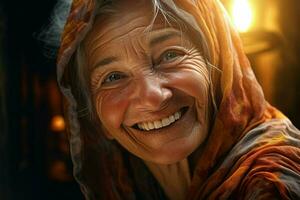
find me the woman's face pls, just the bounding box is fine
[84,0,210,164]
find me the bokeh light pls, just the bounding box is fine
[231,0,253,32]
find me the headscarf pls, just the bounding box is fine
[56,0,300,199]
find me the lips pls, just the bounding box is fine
[132,107,189,131]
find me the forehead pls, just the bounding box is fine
[83,0,180,49]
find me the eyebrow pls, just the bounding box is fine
[92,30,182,70]
[149,31,182,47]
[92,56,118,70]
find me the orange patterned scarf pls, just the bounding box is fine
[57,0,300,199]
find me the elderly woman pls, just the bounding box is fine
[54,0,300,199]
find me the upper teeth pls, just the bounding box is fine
[137,111,182,131]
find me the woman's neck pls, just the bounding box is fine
[144,159,191,200]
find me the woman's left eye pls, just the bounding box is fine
[162,51,179,61]
[159,50,183,64]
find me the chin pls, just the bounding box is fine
[143,138,200,164]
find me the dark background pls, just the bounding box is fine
[0,0,83,199]
[0,0,299,199]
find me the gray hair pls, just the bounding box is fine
[37,0,73,58]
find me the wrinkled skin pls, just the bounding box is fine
[83,0,211,164]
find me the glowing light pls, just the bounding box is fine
[51,115,66,132]
[232,0,253,32]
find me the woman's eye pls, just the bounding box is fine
[102,72,126,84]
[160,51,182,63]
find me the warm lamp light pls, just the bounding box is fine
[51,115,66,132]
[231,0,253,32]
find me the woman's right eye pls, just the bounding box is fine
[102,71,126,85]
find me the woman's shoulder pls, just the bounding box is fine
[223,119,300,199]
[232,119,300,155]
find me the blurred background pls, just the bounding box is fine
[0,0,299,199]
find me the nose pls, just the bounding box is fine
[131,75,172,111]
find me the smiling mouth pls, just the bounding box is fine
[132,107,189,131]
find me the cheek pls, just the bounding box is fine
[165,62,210,123]
[95,89,130,129]
[165,63,210,103]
